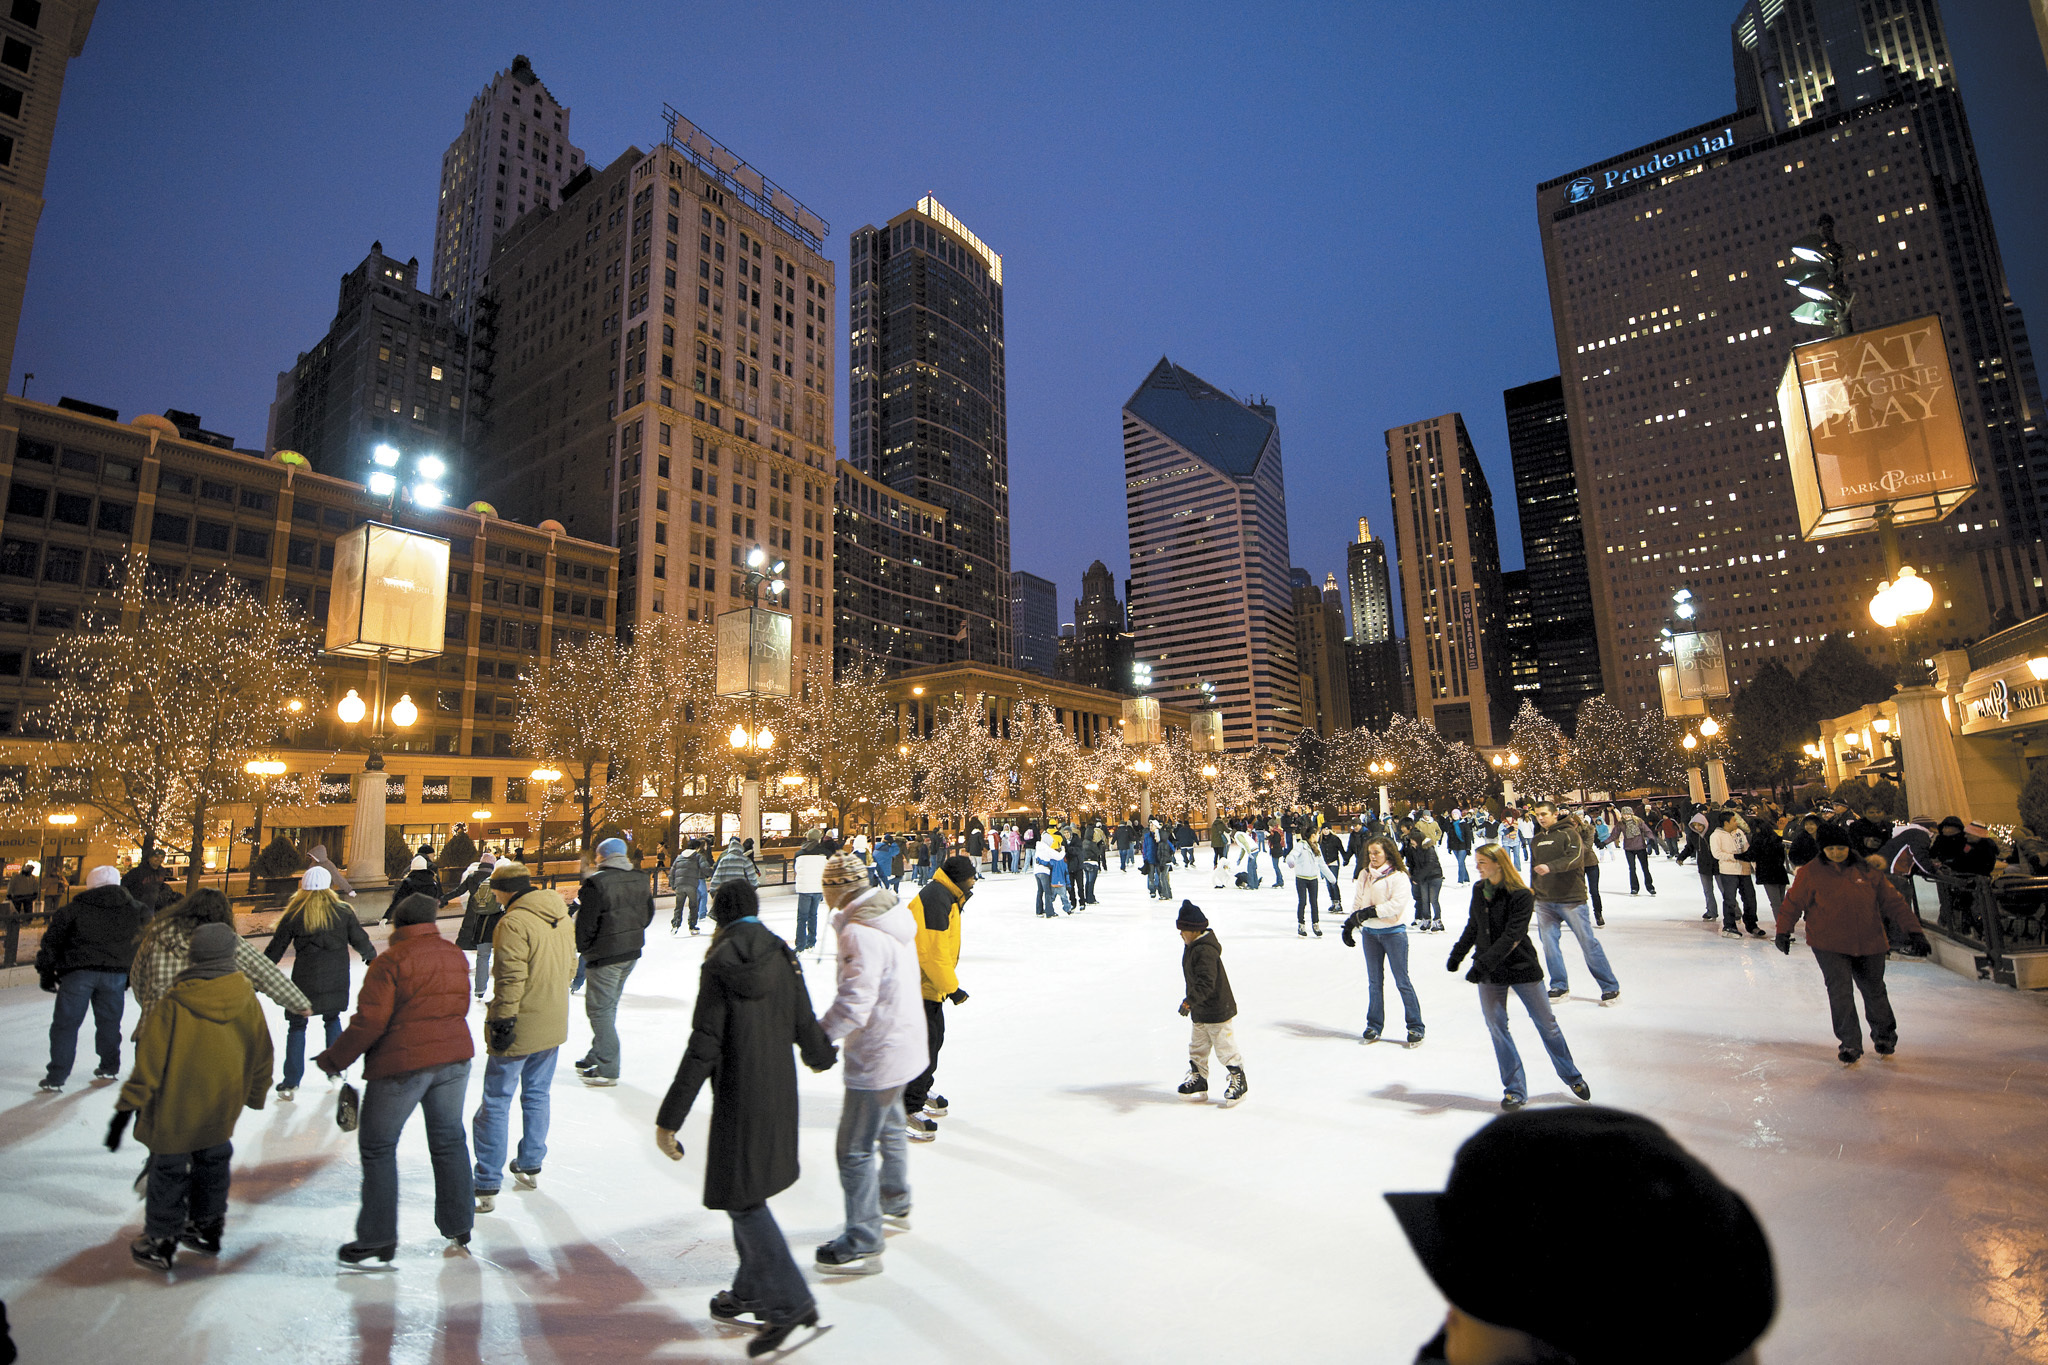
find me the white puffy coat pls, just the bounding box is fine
[1348,864,1416,930]
[819,888,928,1091]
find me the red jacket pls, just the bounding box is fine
[317,922,474,1080]
[1775,858,1916,956]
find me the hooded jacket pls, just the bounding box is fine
[35,883,149,982]
[485,887,577,1056]
[793,839,828,895]
[1776,856,1918,956]
[1181,929,1237,1024]
[912,870,968,1002]
[1447,882,1544,986]
[319,920,473,1080]
[576,853,655,968]
[119,971,272,1152]
[305,844,354,897]
[706,837,760,895]
[655,919,835,1210]
[819,886,926,1090]
[262,892,376,1016]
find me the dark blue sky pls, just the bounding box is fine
[19,1,2048,621]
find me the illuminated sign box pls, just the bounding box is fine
[716,607,792,698]
[1778,314,1976,539]
[325,523,451,661]
[1658,664,1708,718]
[1670,632,1730,700]
[1122,696,1161,746]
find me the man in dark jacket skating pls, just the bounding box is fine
[36,866,148,1092]
[655,881,838,1357]
[573,837,655,1085]
[1173,901,1246,1107]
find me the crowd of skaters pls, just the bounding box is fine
[20,781,1989,1363]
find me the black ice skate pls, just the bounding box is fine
[1176,1067,1209,1100]
[748,1307,832,1358]
[1220,1065,1247,1108]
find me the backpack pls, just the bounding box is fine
[455,882,502,951]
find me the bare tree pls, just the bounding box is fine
[515,631,634,852]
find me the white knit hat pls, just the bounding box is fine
[302,866,333,891]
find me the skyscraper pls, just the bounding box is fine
[1010,570,1058,677]
[1385,412,1511,747]
[431,56,586,332]
[1292,574,1351,736]
[1537,0,2047,707]
[833,459,954,675]
[1501,568,1543,705]
[478,109,835,689]
[1058,558,1134,694]
[0,0,95,396]
[1505,376,1603,728]
[1346,516,1394,644]
[1733,0,1951,132]
[1124,358,1298,750]
[847,198,1009,668]
[267,244,470,478]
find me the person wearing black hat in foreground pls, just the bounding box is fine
[1173,901,1246,1107]
[1388,1107,1775,1364]
[1775,822,1926,1065]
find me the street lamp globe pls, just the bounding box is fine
[1699,717,1720,737]
[389,694,418,728]
[1683,732,1699,750]
[337,689,367,725]
[730,724,751,749]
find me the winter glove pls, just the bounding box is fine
[105,1108,132,1152]
[486,1019,516,1054]
[654,1126,683,1161]
[1447,948,1468,973]
[1178,999,1190,1017]
[947,988,969,1005]
[1908,932,1931,957]
[1774,933,1792,955]
[38,972,57,993]
[1340,910,1365,948]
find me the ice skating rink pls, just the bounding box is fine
[3,855,2045,1363]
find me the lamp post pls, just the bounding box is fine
[243,758,287,893]
[1868,564,1935,684]
[1368,760,1396,819]
[528,767,562,868]
[367,444,450,527]
[780,772,806,838]
[1490,751,1520,805]
[337,673,418,890]
[729,723,776,847]
[1201,763,1218,828]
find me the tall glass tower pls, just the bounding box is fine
[846,197,1010,669]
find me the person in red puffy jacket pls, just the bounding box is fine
[1774,825,1928,1066]
[316,893,475,1264]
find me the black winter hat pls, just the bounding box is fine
[393,893,440,926]
[711,880,759,924]
[1174,900,1208,931]
[939,855,977,885]
[1815,822,1854,850]
[1387,1107,1774,1365]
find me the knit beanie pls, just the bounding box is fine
[711,880,759,924]
[490,860,533,900]
[182,921,238,980]
[393,892,440,926]
[597,837,628,859]
[301,865,333,892]
[821,852,870,909]
[1175,900,1208,931]
[84,865,121,890]
[939,855,977,885]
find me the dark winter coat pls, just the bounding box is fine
[1319,831,1344,865]
[1447,882,1544,986]
[1180,929,1237,1024]
[1788,830,1821,868]
[1404,838,1445,884]
[576,862,655,967]
[317,921,473,1081]
[262,899,376,1015]
[454,880,504,952]
[1529,824,1590,903]
[1444,819,1470,852]
[1776,857,1918,956]
[1931,832,1998,877]
[1746,824,1791,887]
[1173,821,1195,851]
[1848,817,1894,858]
[655,919,835,1210]
[35,884,149,984]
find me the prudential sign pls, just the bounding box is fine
[1571,127,1737,202]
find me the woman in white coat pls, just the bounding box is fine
[1341,835,1426,1047]
[813,852,925,1275]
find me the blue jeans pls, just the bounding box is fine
[1082,863,1098,903]
[580,960,635,1078]
[1414,877,1443,926]
[472,943,492,995]
[472,1047,557,1192]
[824,1085,911,1257]
[44,968,126,1085]
[1362,929,1423,1034]
[1533,900,1621,996]
[1118,847,1132,871]
[794,893,821,951]
[1478,982,1582,1101]
[570,955,586,993]
[282,1011,343,1089]
[357,1059,473,1245]
[731,1202,814,1324]
[1034,872,1052,914]
[1453,849,1469,882]
[144,1141,232,1240]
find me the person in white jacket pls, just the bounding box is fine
[1340,835,1425,1046]
[1287,837,1327,937]
[791,832,828,953]
[1707,810,1762,940]
[812,852,925,1276]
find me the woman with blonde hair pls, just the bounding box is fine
[264,866,376,1099]
[1447,844,1591,1111]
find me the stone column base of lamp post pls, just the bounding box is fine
[739,773,762,850]
[1706,759,1730,805]
[347,766,389,891]
[1894,684,1971,825]
[1687,768,1706,805]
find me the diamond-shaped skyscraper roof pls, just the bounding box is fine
[1124,357,1276,477]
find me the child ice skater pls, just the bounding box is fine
[1173,901,1246,1107]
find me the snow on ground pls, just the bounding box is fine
[3,852,2046,1364]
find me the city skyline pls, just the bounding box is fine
[17,2,2043,622]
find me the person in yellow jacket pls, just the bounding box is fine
[472,862,576,1212]
[902,855,975,1140]
[115,922,273,1272]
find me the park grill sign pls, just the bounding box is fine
[1956,658,2048,736]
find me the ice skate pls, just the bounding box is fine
[748,1307,831,1358]
[922,1095,948,1118]
[906,1113,938,1141]
[511,1167,539,1189]
[1219,1065,1247,1108]
[814,1242,883,1275]
[177,1218,223,1255]
[1176,1066,1208,1100]
[130,1234,174,1272]
[337,1241,396,1267]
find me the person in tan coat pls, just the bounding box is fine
[471,862,575,1212]
[115,922,272,1272]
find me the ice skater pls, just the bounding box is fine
[655,881,838,1357]
[1341,836,1425,1047]
[904,856,975,1140]
[1173,901,1246,1107]
[1528,803,1621,1006]
[1447,844,1591,1111]
[35,865,147,1093]
[1774,824,1927,1064]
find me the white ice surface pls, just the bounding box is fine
[3,854,2046,1364]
